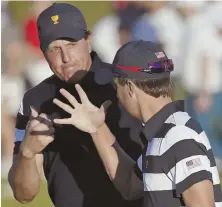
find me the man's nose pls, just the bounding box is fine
[61,47,70,63]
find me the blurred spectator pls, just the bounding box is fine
[92,2,145,63]
[130,14,159,44]
[137,2,183,78]
[1,1,22,74]
[111,1,129,10]
[23,1,53,86]
[179,1,222,171]
[176,1,208,84]
[23,1,51,58]
[1,103,15,177]
[1,2,26,177]
[24,18,40,55]
[1,41,27,172]
[117,2,146,45]
[2,1,12,30]
[92,12,119,63]
[2,42,27,118]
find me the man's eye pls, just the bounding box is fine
[49,47,60,52]
[67,43,76,48]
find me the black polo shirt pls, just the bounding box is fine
[14,52,143,207]
[137,101,222,207]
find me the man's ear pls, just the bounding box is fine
[126,80,135,98]
[86,31,92,53]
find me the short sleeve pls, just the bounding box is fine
[14,95,30,154]
[169,139,212,197]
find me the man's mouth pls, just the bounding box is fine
[63,70,74,80]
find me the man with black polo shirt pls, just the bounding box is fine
[53,40,222,207]
[8,3,142,207]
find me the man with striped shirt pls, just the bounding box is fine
[52,40,222,207]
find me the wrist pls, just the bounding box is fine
[90,123,105,136]
[19,145,35,160]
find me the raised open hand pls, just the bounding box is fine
[53,84,111,134]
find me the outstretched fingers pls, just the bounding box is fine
[53,98,74,114]
[75,84,91,105]
[53,118,72,125]
[59,88,79,107]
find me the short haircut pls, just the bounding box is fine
[116,76,172,98]
[84,31,91,40]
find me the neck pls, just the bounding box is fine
[87,55,93,71]
[139,95,172,123]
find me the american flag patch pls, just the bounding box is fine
[155,52,165,59]
[186,158,202,170]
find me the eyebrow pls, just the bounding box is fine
[49,40,77,48]
[66,42,77,45]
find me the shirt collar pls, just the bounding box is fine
[90,51,101,72]
[142,100,185,142]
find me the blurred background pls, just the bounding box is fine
[1,1,222,206]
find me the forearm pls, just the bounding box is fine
[9,152,41,203]
[91,124,143,199]
[91,124,118,178]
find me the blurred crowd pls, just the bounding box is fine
[1,1,222,179]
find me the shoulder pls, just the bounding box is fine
[21,75,57,115]
[24,75,56,101]
[15,76,58,143]
[166,114,203,138]
[163,115,210,152]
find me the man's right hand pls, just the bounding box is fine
[20,107,54,159]
[53,84,111,134]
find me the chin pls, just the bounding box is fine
[66,72,88,84]
[66,78,78,84]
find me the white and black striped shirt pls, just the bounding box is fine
[137,101,222,207]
